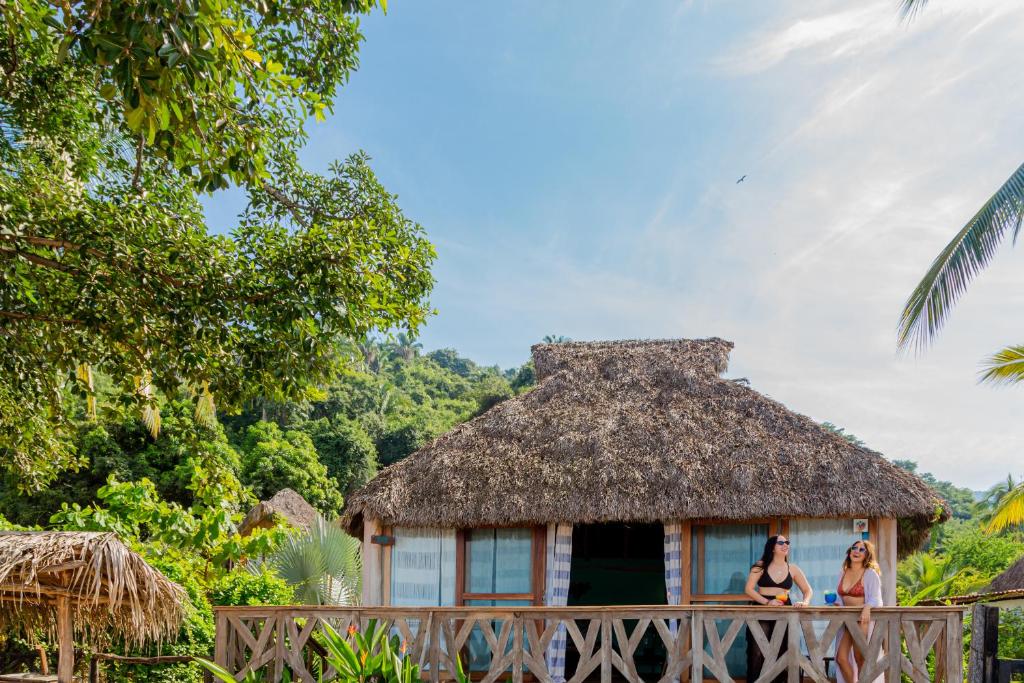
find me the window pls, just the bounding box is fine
[690,522,775,600]
[458,527,544,605]
[788,519,862,605]
[390,527,457,607]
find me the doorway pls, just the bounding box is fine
[565,522,667,678]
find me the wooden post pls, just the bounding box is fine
[214,609,229,669]
[968,604,997,683]
[877,519,898,606]
[56,596,74,683]
[362,517,384,606]
[946,610,965,683]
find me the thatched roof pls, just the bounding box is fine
[238,488,318,537]
[342,338,947,543]
[0,532,186,647]
[937,554,1024,606]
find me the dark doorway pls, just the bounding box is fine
[565,523,666,679]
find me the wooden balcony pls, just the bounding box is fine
[213,605,965,683]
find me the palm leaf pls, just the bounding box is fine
[980,345,1024,385]
[898,0,928,20]
[194,380,217,428]
[76,363,96,419]
[986,483,1024,533]
[898,161,1024,350]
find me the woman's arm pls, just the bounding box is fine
[745,565,772,605]
[791,564,812,606]
[860,568,883,626]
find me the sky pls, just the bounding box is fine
[203,0,1024,489]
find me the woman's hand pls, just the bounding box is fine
[794,601,808,608]
[859,607,871,625]
[768,598,784,606]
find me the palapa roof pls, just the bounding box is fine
[0,532,187,647]
[936,554,1024,606]
[342,338,947,544]
[238,488,318,537]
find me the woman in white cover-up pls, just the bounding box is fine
[834,540,883,683]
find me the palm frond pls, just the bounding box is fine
[194,381,217,428]
[270,516,361,605]
[135,372,161,438]
[898,161,1024,350]
[898,0,928,21]
[76,363,96,419]
[986,483,1024,533]
[980,345,1024,385]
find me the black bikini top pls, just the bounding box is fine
[755,563,794,590]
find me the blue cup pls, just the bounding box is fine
[824,591,838,605]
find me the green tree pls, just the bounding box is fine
[892,459,977,520]
[301,417,378,495]
[427,348,478,378]
[239,421,343,513]
[0,0,435,491]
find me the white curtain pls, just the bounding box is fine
[663,522,683,605]
[788,519,861,606]
[544,523,573,683]
[390,527,457,606]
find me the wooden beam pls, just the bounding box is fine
[362,517,383,606]
[56,596,74,683]
[680,521,692,606]
[877,518,898,606]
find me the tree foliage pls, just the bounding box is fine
[238,421,343,513]
[0,0,435,491]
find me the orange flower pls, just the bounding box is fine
[347,623,358,636]
[400,641,408,655]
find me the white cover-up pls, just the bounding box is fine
[834,568,884,683]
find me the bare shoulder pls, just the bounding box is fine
[789,563,807,577]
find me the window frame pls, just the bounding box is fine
[688,518,787,603]
[455,526,547,606]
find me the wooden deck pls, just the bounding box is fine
[213,605,965,683]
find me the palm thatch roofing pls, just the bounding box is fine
[238,488,318,537]
[0,532,186,647]
[342,338,948,545]
[935,554,1024,606]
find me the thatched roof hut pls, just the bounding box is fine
[937,554,1024,606]
[238,488,318,537]
[0,532,187,681]
[343,338,946,538]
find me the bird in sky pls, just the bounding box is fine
[736,175,747,184]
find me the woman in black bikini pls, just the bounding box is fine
[743,535,813,682]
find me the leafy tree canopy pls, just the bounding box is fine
[0,0,435,491]
[238,421,343,513]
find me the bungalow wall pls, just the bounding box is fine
[361,517,899,609]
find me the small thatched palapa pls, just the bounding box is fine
[343,338,946,538]
[0,532,186,648]
[238,488,318,537]
[937,554,1024,606]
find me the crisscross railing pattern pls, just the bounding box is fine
[214,605,964,683]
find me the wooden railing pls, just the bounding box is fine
[213,605,965,683]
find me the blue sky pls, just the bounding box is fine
[205,0,1024,488]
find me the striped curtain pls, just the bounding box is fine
[663,522,683,635]
[543,523,573,683]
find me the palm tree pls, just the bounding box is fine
[897,553,967,605]
[896,0,1024,533]
[987,485,1024,534]
[896,0,1024,381]
[258,516,362,605]
[541,335,572,344]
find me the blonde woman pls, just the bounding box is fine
[835,540,883,683]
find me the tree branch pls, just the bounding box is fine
[0,246,83,274]
[0,310,82,325]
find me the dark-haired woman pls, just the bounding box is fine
[743,535,812,683]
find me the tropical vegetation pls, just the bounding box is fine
[895,0,1024,534]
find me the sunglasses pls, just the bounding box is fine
[775,540,791,546]
[849,546,866,553]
